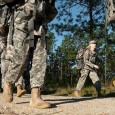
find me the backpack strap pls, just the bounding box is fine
[9,9,14,45]
[83,49,91,66]
[28,0,38,48]
[7,0,25,45]
[85,49,90,61]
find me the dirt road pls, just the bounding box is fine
[0,94,115,115]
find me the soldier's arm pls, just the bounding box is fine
[84,50,95,68]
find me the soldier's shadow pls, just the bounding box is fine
[45,96,98,108]
[16,95,97,109]
[49,92,115,107]
[16,92,115,108]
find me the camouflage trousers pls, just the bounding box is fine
[76,69,101,92]
[1,48,24,88]
[5,26,47,88]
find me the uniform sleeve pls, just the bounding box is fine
[84,50,95,68]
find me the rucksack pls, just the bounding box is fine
[76,48,86,70]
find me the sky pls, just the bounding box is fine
[48,0,83,50]
[50,0,80,48]
[48,0,108,51]
[48,1,66,49]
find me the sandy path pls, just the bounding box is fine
[0,94,115,115]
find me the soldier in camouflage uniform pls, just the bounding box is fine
[73,40,102,97]
[0,3,26,97]
[0,37,27,97]
[1,0,57,109]
[0,36,6,92]
[0,38,27,97]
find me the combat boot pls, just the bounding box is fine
[2,82,13,103]
[73,90,81,98]
[29,87,51,109]
[112,80,115,87]
[97,91,103,98]
[16,85,26,97]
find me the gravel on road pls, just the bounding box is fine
[0,94,115,115]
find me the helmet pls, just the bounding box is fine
[89,40,97,45]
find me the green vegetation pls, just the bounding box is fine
[42,84,115,97]
[44,0,115,96]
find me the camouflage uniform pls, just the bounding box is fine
[0,0,57,107]
[4,0,48,88]
[0,36,6,88]
[76,49,101,92]
[0,36,24,88]
[0,4,24,88]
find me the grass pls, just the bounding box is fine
[42,85,115,97]
[53,87,74,96]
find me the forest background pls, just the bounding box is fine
[0,0,114,96]
[43,0,115,96]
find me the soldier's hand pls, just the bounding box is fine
[94,65,99,69]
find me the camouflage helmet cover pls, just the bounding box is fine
[89,40,97,45]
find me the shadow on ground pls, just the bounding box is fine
[45,96,97,106]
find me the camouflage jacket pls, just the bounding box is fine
[83,49,97,71]
[13,0,57,35]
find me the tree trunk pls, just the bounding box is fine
[89,0,93,40]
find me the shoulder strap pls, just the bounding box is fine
[9,9,14,45]
[84,49,90,61]
[28,0,37,48]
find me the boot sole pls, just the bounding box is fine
[29,105,51,109]
[29,102,51,109]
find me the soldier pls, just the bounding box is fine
[1,0,57,109]
[0,36,27,97]
[0,36,6,92]
[0,39,27,98]
[73,40,102,97]
[0,2,27,97]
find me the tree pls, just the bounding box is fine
[46,0,115,88]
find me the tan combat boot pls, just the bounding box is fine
[29,87,51,109]
[97,91,103,98]
[112,80,115,87]
[73,90,81,98]
[2,82,13,103]
[16,85,27,97]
